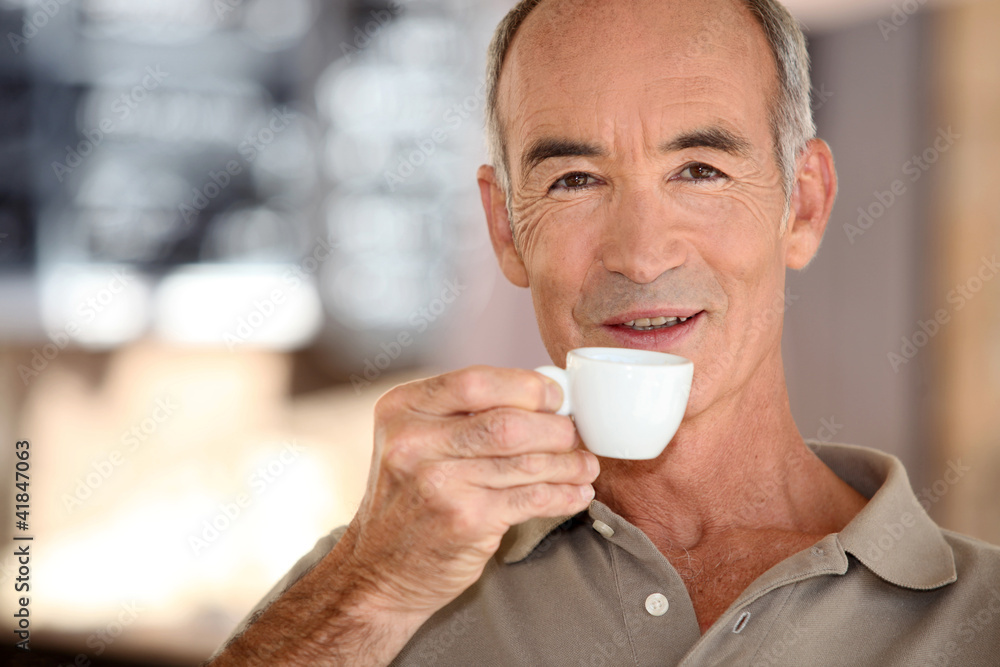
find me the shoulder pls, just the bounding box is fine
[934,530,1000,638]
[942,528,1000,579]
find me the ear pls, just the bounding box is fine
[784,138,837,270]
[478,164,529,288]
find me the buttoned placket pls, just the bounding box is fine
[584,501,849,666]
[585,501,700,665]
[678,533,848,666]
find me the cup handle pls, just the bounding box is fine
[534,366,571,416]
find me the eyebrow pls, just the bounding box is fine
[659,126,753,158]
[521,138,605,179]
[519,125,754,180]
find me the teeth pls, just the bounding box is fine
[620,314,694,330]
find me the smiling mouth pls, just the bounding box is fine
[619,316,694,331]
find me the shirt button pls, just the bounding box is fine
[645,593,669,616]
[592,519,615,538]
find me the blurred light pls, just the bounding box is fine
[79,0,218,43]
[311,4,475,336]
[202,206,300,262]
[198,443,334,582]
[73,156,191,263]
[40,264,153,348]
[241,0,316,52]
[40,500,203,614]
[317,63,452,133]
[324,256,429,330]
[379,17,462,68]
[250,119,319,196]
[324,194,425,255]
[82,0,214,24]
[322,128,393,184]
[153,263,322,348]
[38,443,334,621]
[81,208,185,264]
[75,155,188,209]
[79,86,267,147]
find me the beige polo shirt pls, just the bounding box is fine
[221,442,1000,665]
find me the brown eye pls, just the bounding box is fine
[680,163,724,180]
[552,172,593,190]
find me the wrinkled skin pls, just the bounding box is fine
[482,0,825,419]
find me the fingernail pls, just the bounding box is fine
[580,485,595,502]
[545,379,564,411]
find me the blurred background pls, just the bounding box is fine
[0,0,997,664]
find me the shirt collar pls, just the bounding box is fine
[496,442,957,590]
[497,514,574,564]
[813,441,956,589]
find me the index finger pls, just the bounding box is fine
[400,366,563,416]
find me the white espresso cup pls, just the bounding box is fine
[535,348,693,460]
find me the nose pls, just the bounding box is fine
[598,185,686,284]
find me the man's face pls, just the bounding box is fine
[487,0,820,418]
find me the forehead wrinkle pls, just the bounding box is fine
[497,0,778,167]
[502,1,779,193]
[513,71,767,162]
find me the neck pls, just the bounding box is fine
[592,349,865,551]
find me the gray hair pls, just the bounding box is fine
[484,0,816,228]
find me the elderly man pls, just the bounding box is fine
[210,0,1000,664]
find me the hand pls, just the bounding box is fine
[209,365,599,666]
[344,365,600,617]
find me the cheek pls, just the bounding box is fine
[527,254,589,358]
[514,195,602,276]
[514,200,601,338]
[683,188,783,276]
[682,191,787,341]
[525,227,592,312]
